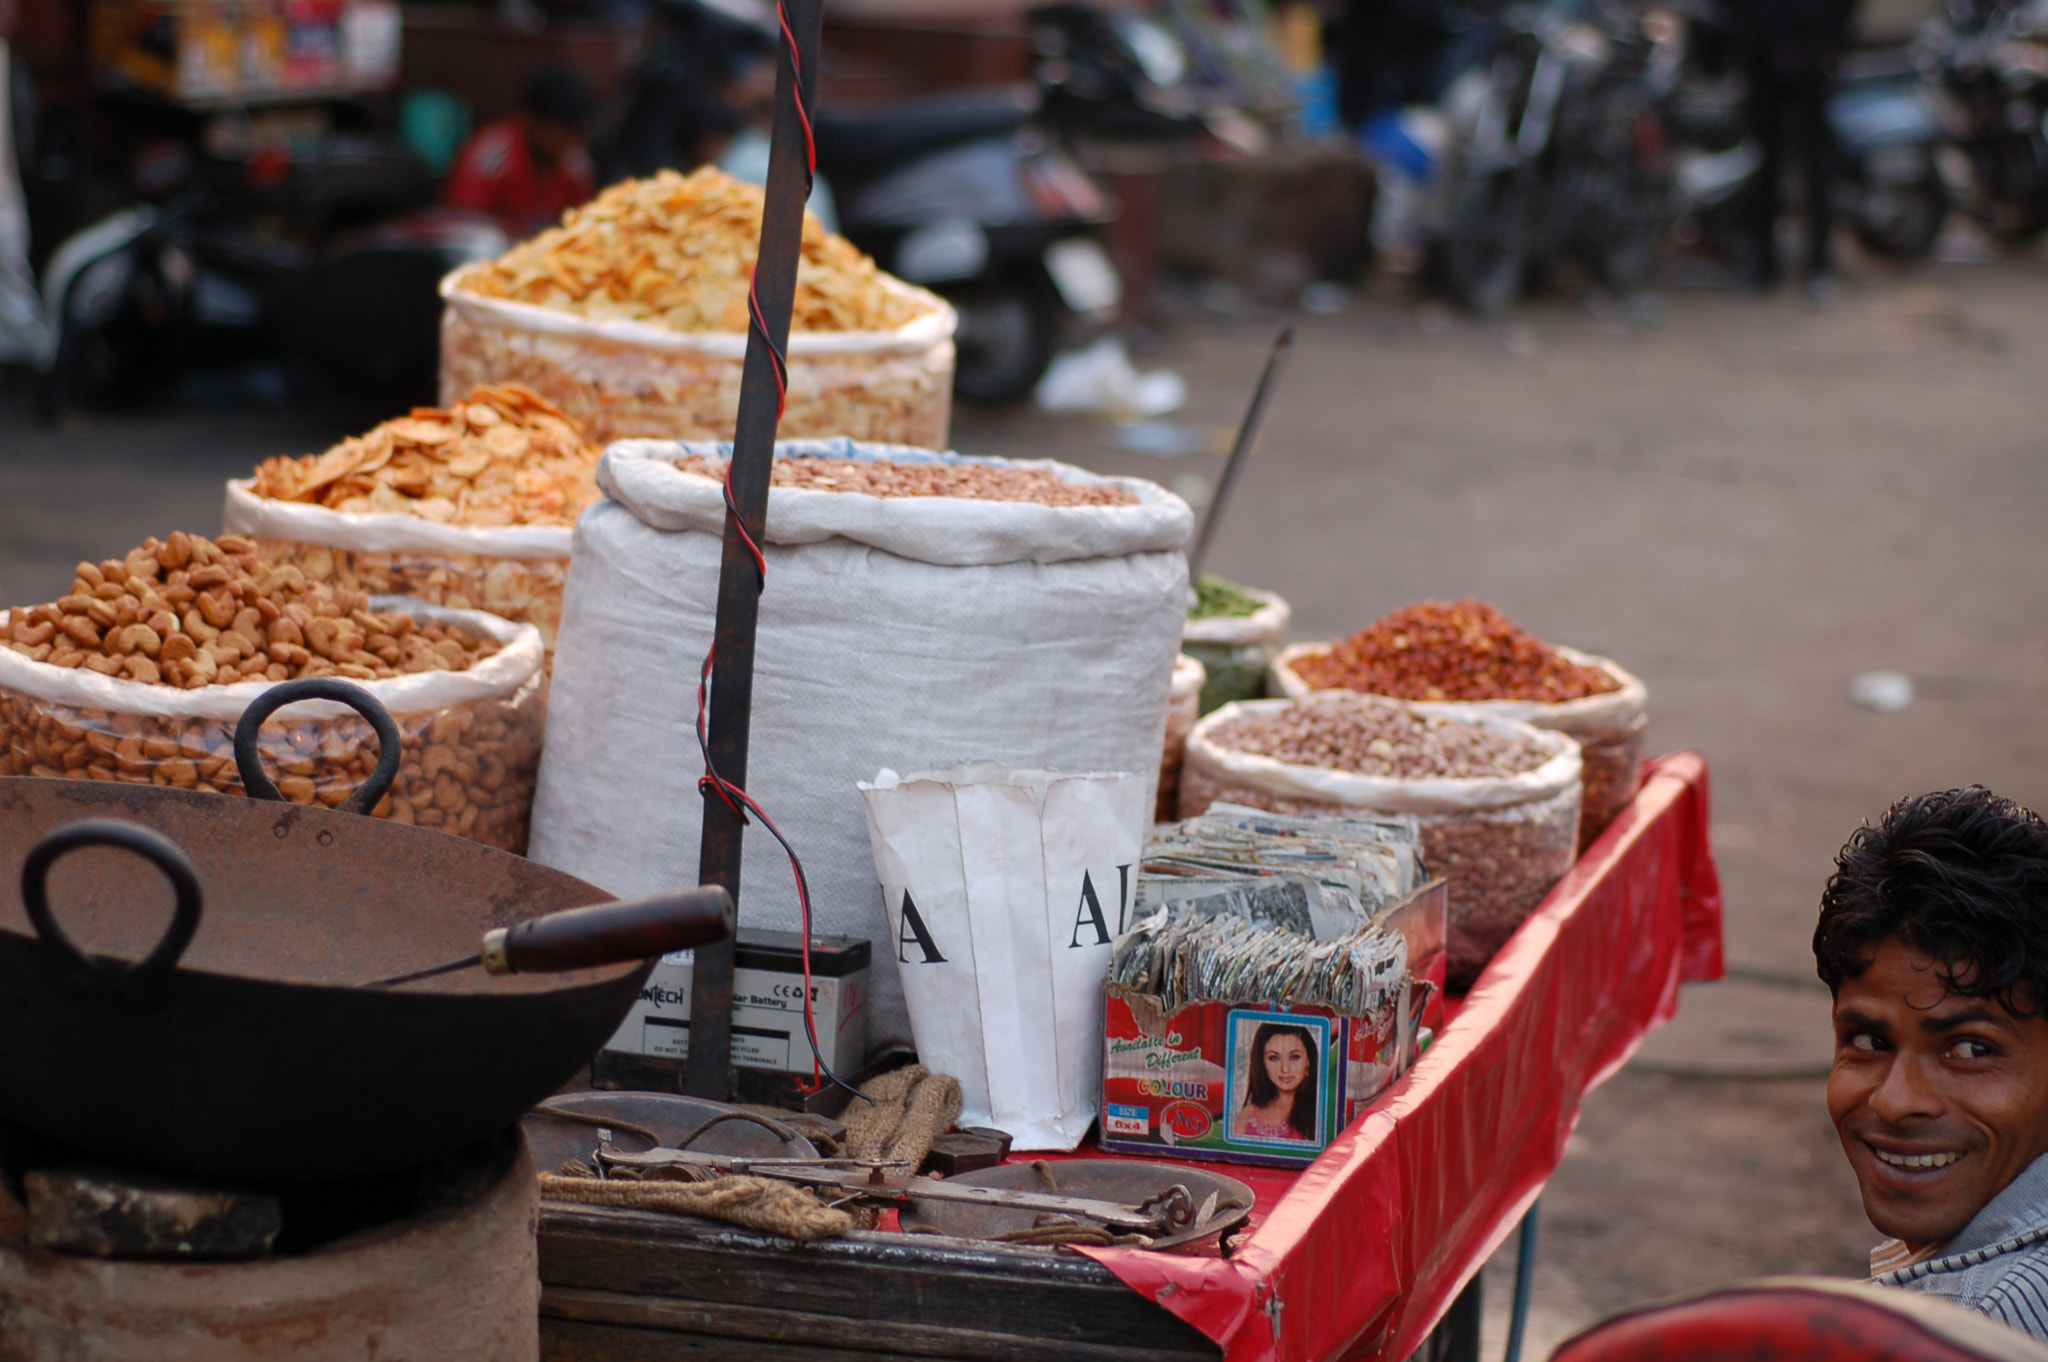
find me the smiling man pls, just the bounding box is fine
[1816,786,2048,1337]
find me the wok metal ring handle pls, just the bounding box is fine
[234,678,402,816]
[22,819,203,1009]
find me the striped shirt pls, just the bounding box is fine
[1875,1154,2048,1339]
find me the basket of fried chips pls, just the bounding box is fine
[223,385,600,650]
[438,167,957,447]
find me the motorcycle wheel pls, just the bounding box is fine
[1974,198,2048,244]
[1853,172,1949,261]
[946,277,1059,405]
[1445,167,1531,318]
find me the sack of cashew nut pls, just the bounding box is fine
[223,385,600,652]
[439,168,957,448]
[531,439,1193,1049]
[0,532,546,851]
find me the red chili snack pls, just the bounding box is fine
[1292,598,1618,704]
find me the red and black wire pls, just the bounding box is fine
[697,0,861,1102]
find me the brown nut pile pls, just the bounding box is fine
[0,686,546,851]
[1205,695,1553,781]
[463,168,930,334]
[254,544,574,652]
[248,385,599,527]
[1,533,497,688]
[670,455,1138,507]
[1294,599,1619,703]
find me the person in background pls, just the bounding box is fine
[1326,0,1488,273]
[443,64,597,239]
[1724,0,1858,296]
[1818,787,2048,1338]
[0,0,46,367]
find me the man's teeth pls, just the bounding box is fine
[1875,1149,1962,1170]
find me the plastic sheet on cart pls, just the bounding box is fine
[1075,752,1724,1361]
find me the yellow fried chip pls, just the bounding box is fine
[246,385,601,527]
[461,167,930,335]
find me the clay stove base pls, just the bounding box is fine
[0,1141,539,1361]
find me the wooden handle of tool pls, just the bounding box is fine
[481,887,736,975]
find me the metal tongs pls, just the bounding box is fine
[593,1144,1202,1235]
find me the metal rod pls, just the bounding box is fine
[1188,325,1293,577]
[686,0,825,1101]
[364,956,476,988]
[1504,1199,1541,1362]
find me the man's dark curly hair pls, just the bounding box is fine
[1815,786,2048,1016]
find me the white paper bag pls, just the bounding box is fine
[859,763,1148,1151]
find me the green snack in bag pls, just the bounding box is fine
[1190,574,1265,621]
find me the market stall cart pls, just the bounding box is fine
[534,751,1724,1361]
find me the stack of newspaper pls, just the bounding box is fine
[1110,805,1425,1013]
[1133,804,1424,941]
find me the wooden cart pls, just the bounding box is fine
[538,755,1724,1362]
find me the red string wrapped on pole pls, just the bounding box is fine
[685,0,857,1101]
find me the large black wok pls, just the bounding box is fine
[0,681,729,1185]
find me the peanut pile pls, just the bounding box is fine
[247,385,599,527]
[2,533,496,688]
[671,455,1138,507]
[1206,695,1551,780]
[1294,599,1618,703]
[0,686,545,850]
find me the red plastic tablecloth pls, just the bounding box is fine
[1076,752,1725,1362]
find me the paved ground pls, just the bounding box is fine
[5,248,2047,1358]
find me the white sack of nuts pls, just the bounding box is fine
[531,439,1194,1049]
[1179,693,1580,989]
[1272,640,1647,857]
[223,386,601,651]
[439,169,957,449]
[0,533,546,852]
[1156,653,1205,823]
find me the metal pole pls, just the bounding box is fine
[685,0,825,1101]
[1188,325,1293,578]
[1504,1200,1541,1362]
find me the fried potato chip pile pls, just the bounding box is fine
[461,167,930,334]
[249,385,600,527]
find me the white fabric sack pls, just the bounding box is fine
[595,437,1191,564]
[441,272,956,365]
[1181,587,1292,648]
[222,480,575,560]
[1183,697,1581,814]
[859,763,1147,1150]
[1268,643,1646,738]
[1168,653,1205,710]
[529,440,1193,1051]
[439,269,958,449]
[1156,653,1205,821]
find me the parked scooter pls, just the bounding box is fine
[1925,0,2048,243]
[812,4,1212,402]
[1438,0,1673,315]
[35,142,504,418]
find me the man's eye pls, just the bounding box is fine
[1848,1033,1884,1053]
[1952,1039,1995,1061]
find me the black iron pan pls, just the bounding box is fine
[0,680,730,1185]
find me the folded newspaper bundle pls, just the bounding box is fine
[1134,804,1423,940]
[1108,912,1407,1015]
